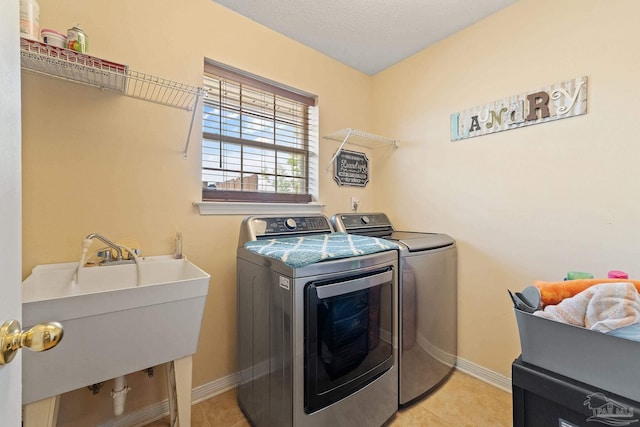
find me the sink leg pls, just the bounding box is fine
[166,361,178,427]
[23,395,60,427]
[167,356,192,427]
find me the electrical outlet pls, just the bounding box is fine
[350,197,359,211]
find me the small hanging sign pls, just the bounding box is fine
[451,76,587,141]
[334,149,369,187]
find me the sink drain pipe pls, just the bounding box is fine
[111,375,131,416]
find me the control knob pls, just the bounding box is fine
[361,215,370,225]
[285,218,297,230]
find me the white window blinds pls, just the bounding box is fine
[202,61,318,203]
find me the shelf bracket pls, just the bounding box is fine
[183,90,204,159]
[325,128,353,172]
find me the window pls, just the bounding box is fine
[202,61,318,203]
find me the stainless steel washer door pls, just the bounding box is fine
[399,244,457,405]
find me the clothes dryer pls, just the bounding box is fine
[237,215,399,427]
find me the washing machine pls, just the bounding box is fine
[236,214,399,427]
[331,212,457,406]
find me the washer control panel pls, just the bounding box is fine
[335,213,392,230]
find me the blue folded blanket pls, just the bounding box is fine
[244,232,399,268]
[607,323,640,342]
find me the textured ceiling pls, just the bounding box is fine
[212,0,518,75]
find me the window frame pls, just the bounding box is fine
[202,60,318,204]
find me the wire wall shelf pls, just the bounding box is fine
[323,128,399,172]
[323,128,400,149]
[125,70,205,111]
[20,38,205,112]
[20,38,206,158]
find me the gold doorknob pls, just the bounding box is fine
[0,320,64,365]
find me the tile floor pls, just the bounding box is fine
[143,370,512,427]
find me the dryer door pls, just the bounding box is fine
[304,267,394,413]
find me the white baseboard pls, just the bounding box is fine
[101,359,511,426]
[455,357,512,393]
[99,372,241,427]
[191,371,241,405]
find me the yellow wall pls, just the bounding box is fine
[22,0,373,425]
[22,0,640,424]
[372,0,640,376]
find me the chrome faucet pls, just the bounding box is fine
[85,233,139,265]
[85,233,124,261]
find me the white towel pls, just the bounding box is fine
[533,282,640,333]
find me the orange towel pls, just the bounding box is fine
[535,279,640,306]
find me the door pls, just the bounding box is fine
[0,0,23,425]
[304,267,395,413]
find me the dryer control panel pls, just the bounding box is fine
[262,216,331,234]
[238,215,333,245]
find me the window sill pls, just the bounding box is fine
[194,201,325,215]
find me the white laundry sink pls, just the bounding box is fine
[21,255,211,404]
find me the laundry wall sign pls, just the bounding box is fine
[334,149,369,187]
[450,76,587,141]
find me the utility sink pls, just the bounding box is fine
[21,255,211,404]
